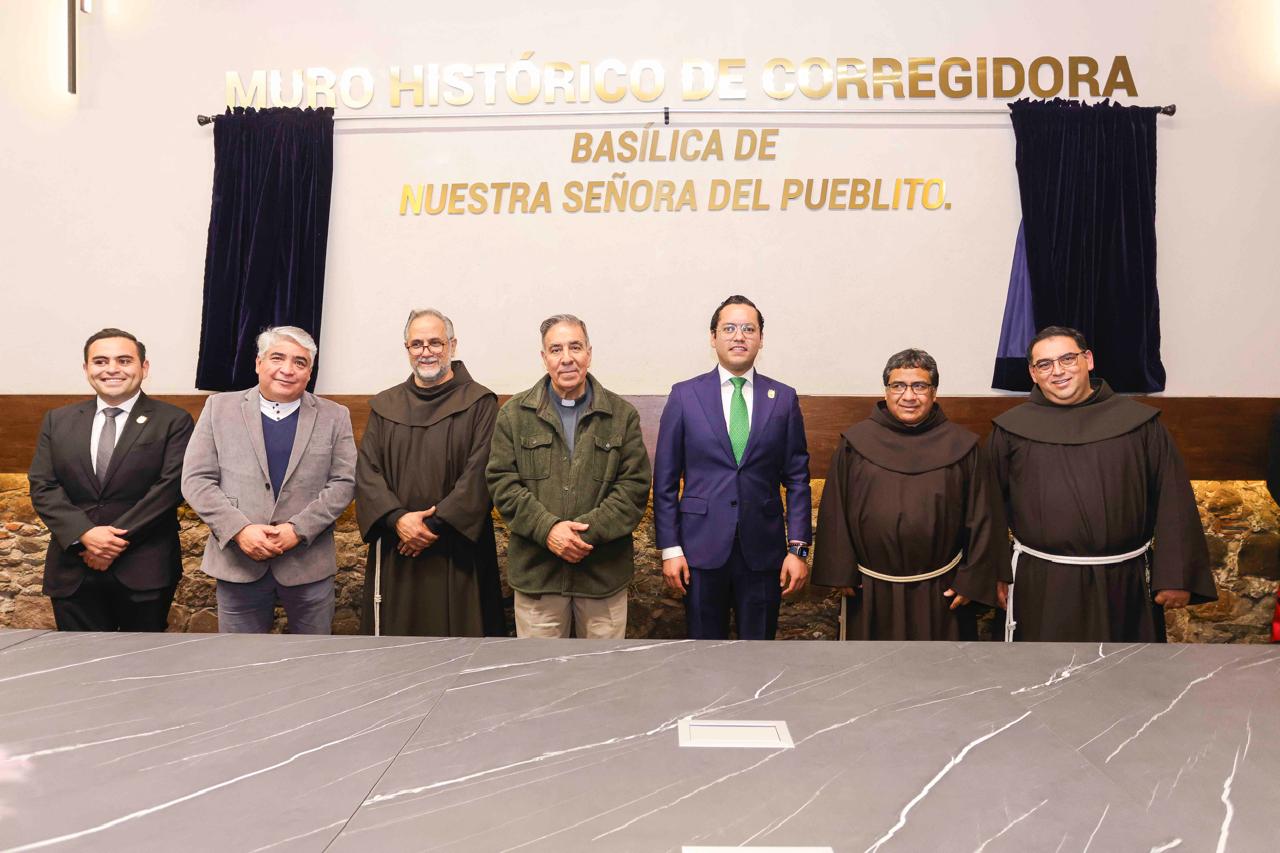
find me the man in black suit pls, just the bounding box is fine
[28,328,194,631]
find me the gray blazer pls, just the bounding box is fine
[181,388,356,585]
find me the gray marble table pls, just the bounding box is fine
[0,631,1275,852]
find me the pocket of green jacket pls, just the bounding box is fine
[518,433,553,480]
[591,434,622,482]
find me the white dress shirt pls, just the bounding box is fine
[90,392,141,476]
[661,366,757,562]
[717,364,754,433]
[260,395,301,421]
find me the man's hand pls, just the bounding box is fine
[79,526,129,560]
[82,553,113,572]
[547,521,593,564]
[996,580,1009,610]
[780,553,809,596]
[838,586,858,598]
[662,555,691,596]
[267,523,300,553]
[395,508,440,557]
[942,588,970,611]
[1154,589,1192,609]
[234,524,285,561]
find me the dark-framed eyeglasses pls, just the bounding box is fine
[886,381,935,396]
[1030,351,1086,373]
[717,323,759,338]
[405,339,451,355]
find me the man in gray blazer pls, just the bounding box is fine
[182,326,356,634]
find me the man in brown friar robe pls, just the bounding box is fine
[356,309,505,636]
[813,349,1007,640]
[988,326,1217,643]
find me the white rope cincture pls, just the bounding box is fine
[839,595,847,642]
[373,536,383,638]
[857,550,963,584]
[1003,538,1153,643]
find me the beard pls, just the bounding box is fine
[413,358,450,385]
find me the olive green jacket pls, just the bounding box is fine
[487,374,651,598]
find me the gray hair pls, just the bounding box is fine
[882,348,939,388]
[404,308,455,341]
[540,313,590,346]
[256,326,317,361]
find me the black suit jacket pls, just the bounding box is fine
[28,392,195,597]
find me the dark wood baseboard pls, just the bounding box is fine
[1,394,1274,479]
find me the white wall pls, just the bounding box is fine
[2,0,1278,395]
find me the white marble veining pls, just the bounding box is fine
[0,632,1276,852]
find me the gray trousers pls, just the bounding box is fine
[215,571,335,634]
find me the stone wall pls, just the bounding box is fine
[2,473,1276,642]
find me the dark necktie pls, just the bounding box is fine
[96,407,123,483]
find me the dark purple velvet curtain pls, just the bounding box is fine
[992,98,1165,392]
[195,107,334,391]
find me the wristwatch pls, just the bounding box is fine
[787,543,810,559]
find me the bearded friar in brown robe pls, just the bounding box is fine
[988,326,1216,643]
[814,349,1007,641]
[356,310,505,637]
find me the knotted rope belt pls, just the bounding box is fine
[1004,538,1152,643]
[839,551,964,640]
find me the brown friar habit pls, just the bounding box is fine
[989,380,1217,642]
[813,403,1009,641]
[356,362,505,637]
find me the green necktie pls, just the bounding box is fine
[728,376,749,464]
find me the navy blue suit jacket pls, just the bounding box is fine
[653,368,811,572]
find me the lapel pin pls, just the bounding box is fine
[136,415,148,424]
[768,389,776,399]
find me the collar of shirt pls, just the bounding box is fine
[96,392,141,417]
[260,396,302,421]
[717,364,755,387]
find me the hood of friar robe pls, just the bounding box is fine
[842,402,978,474]
[369,361,496,427]
[992,379,1159,445]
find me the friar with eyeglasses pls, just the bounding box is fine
[812,349,1008,640]
[354,309,505,637]
[988,326,1217,643]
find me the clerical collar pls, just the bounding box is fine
[548,376,592,408]
[97,392,141,416]
[260,395,301,421]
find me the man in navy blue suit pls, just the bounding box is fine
[653,295,812,640]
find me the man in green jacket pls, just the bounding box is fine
[487,314,651,638]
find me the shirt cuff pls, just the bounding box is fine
[660,546,684,560]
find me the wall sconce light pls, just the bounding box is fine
[68,0,93,94]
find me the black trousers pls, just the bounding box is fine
[685,536,781,641]
[50,570,176,632]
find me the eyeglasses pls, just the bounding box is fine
[886,382,935,396]
[1030,351,1086,373]
[717,323,759,338]
[405,339,451,355]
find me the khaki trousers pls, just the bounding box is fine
[514,589,628,639]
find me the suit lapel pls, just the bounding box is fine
[99,393,153,491]
[739,373,777,467]
[693,368,737,464]
[73,400,98,492]
[241,389,272,484]
[280,393,319,490]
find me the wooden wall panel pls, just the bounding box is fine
[1,394,1274,480]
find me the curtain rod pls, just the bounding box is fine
[196,103,1176,126]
